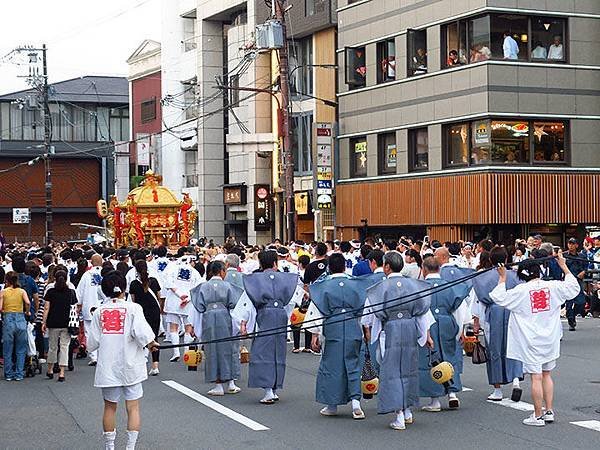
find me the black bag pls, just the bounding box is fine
[471,335,488,365]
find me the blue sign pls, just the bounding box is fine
[317,180,332,190]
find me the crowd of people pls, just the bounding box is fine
[1,232,599,448]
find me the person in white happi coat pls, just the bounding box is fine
[490,252,580,427]
[87,270,158,450]
[76,254,104,365]
[163,255,204,362]
[148,246,174,338]
[276,247,299,274]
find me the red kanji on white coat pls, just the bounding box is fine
[101,308,127,334]
[529,288,551,313]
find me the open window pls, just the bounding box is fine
[377,39,396,83]
[407,29,427,77]
[345,46,366,89]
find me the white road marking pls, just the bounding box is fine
[162,380,269,431]
[487,398,535,411]
[570,420,600,432]
[462,387,473,392]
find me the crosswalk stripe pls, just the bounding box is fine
[570,420,600,432]
[487,398,534,411]
[162,380,269,431]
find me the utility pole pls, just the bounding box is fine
[274,0,296,243]
[41,45,53,245]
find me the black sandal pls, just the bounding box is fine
[46,373,54,379]
[58,376,65,382]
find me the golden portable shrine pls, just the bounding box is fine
[96,171,197,247]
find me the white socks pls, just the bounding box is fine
[261,388,275,401]
[126,430,139,450]
[170,331,180,358]
[351,399,361,410]
[513,377,521,388]
[103,430,116,450]
[493,388,502,397]
[448,393,457,399]
[393,410,405,427]
[227,380,237,390]
[183,333,193,352]
[429,397,442,408]
[404,408,413,422]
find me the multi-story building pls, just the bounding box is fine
[335,0,600,245]
[0,76,129,241]
[126,39,162,200]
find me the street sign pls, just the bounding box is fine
[254,184,272,231]
[12,208,30,224]
[317,194,332,209]
[317,145,332,166]
[317,180,332,190]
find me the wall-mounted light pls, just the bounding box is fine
[521,34,528,43]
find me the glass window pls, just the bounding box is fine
[345,47,366,89]
[96,107,110,141]
[60,104,74,141]
[377,40,396,83]
[290,37,313,97]
[468,16,491,63]
[49,104,60,140]
[533,121,565,162]
[73,107,85,141]
[443,21,468,67]
[409,128,429,171]
[490,15,528,61]
[291,112,313,174]
[183,83,198,120]
[0,102,10,139]
[121,110,130,141]
[488,120,530,164]
[306,0,315,16]
[471,120,492,165]
[531,17,566,62]
[407,29,427,77]
[229,75,240,107]
[141,98,156,123]
[9,103,23,140]
[446,123,469,166]
[182,17,196,52]
[23,108,36,140]
[350,136,367,177]
[378,132,397,175]
[84,104,96,141]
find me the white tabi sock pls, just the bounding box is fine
[429,397,442,408]
[513,377,521,388]
[448,392,457,399]
[103,430,116,450]
[404,408,413,421]
[394,410,405,424]
[214,383,224,393]
[493,388,503,398]
[170,332,180,358]
[125,430,139,450]
[351,399,361,410]
[262,388,275,401]
[183,333,193,352]
[227,380,237,390]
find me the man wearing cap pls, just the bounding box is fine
[564,238,587,331]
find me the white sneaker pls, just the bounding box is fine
[389,420,406,430]
[487,391,503,401]
[542,410,555,423]
[207,388,225,396]
[421,404,442,412]
[148,368,160,376]
[523,414,545,427]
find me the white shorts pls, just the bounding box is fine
[102,383,143,403]
[523,360,556,374]
[164,313,189,326]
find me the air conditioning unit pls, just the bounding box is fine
[255,20,284,50]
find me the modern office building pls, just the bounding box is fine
[0,76,128,241]
[335,0,600,245]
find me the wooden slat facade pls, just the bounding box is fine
[336,172,600,229]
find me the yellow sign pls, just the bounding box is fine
[294,192,309,215]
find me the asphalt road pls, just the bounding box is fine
[1,318,599,450]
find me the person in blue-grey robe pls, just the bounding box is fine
[472,246,524,401]
[304,253,368,419]
[435,246,474,378]
[356,249,387,372]
[232,250,304,404]
[190,261,244,396]
[418,256,470,412]
[362,251,435,431]
[224,253,245,291]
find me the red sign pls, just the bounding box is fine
[257,187,268,200]
[316,127,331,136]
[101,308,127,334]
[529,288,551,313]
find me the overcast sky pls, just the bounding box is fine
[0,0,161,95]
